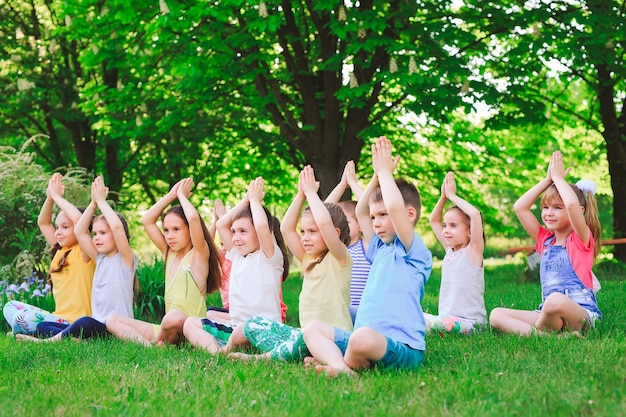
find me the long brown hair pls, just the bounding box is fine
[163,205,223,293]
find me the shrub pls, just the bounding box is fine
[0,145,89,285]
[134,257,166,322]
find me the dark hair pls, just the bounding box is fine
[302,202,350,273]
[370,178,421,223]
[232,204,291,281]
[163,205,223,293]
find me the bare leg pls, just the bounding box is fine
[342,327,387,371]
[228,352,272,362]
[106,314,155,346]
[489,307,539,335]
[206,310,232,322]
[302,320,355,377]
[220,325,250,354]
[157,310,188,345]
[16,333,62,343]
[535,293,590,333]
[182,317,219,354]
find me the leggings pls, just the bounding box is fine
[37,316,108,339]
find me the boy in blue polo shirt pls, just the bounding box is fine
[302,136,432,376]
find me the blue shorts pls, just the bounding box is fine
[333,327,424,370]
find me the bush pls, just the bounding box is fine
[134,257,166,322]
[0,145,90,286]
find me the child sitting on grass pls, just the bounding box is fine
[426,171,486,334]
[303,136,432,376]
[16,176,137,342]
[490,151,602,336]
[325,160,372,323]
[228,165,352,362]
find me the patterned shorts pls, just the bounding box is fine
[243,316,309,361]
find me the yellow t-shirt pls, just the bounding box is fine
[51,244,95,323]
[298,252,353,331]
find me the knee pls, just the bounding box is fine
[161,310,187,329]
[541,293,570,314]
[182,317,201,335]
[302,320,327,342]
[106,314,121,331]
[489,308,506,330]
[347,327,382,355]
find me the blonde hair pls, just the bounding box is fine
[541,184,601,260]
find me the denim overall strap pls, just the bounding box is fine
[538,235,602,318]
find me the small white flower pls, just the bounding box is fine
[159,0,170,15]
[389,57,397,73]
[17,79,36,91]
[349,73,358,88]
[409,56,417,74]
[259,2,268,18]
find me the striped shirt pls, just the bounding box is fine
[348,239,372,308]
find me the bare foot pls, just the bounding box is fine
[314,364,357,378]
[15,333,44,343]
[228,352,256,362]
[155,340,167,348]
[6,332,14,338]
[228,352,271,362]
[303,356,321,369]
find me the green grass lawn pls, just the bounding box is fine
[1,259,625,417]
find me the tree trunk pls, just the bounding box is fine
[596,64,626,261]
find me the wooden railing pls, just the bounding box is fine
[508,238,626,254]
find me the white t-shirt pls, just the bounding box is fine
[226,242,284,325]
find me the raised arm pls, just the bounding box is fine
[301,166,348,265]
[325,160,363,203]
[216,196,249,252]
[444,172,484,266]
[550,151,590,244]
[177,178,210,293]
[355,175,378,252]
[248,177,275,259]
[38,175,57,246]
[281,174,306,263]
[48,173,83,226]
[74,196,98,261]
[177,179,210,260]
[373,137,412,250]
[208,198,225,242]
[514,161,552,242]
[344,160,364,200]
[429,173,448,249]
[93,176,135,268]
[142,181,180,255]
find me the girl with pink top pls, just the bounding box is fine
[490,151,602,336]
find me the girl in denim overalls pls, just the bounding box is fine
[490,151,602,336]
